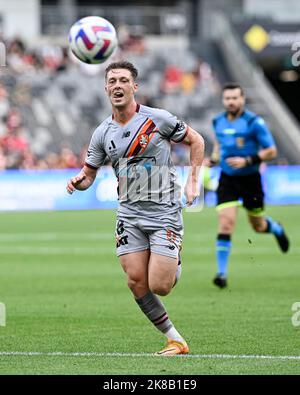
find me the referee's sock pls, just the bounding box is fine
[135,291,184,343]
[216,234,232,277]
[264,217,283,236]
[264,216,289,253]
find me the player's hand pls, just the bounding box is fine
[184,181,200,206]
[66,172,86,194]
[226,157,247,169]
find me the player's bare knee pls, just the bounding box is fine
[151,287,171,297]
[150,283,172,296]
[219,215,235,233]
[127,276,146,293]
[127,277,136,290]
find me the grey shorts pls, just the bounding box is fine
[115,212,183,259]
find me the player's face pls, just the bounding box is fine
[222,88,245,115]
[105,69,138,108]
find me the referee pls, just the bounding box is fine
[210,83,289,289]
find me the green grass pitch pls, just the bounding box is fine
[0,206,299,375]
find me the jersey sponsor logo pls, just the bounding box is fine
[115,219,129,247]
[125,156,156,167]
[223,128,236,135]
[117,158,179,204]
[116,235,128,247]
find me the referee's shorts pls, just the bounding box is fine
[216,171,265,216]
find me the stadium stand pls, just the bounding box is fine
[1,10,299,169]
[212,12,300,164]
[0,33,221,169]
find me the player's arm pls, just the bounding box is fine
[66,164,98,194]
[181,127,205,206]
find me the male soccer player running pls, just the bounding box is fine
[209,83,289,289]
[67,61,204,355]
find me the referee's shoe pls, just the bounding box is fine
[275,224,289,253]
[213,274,227,289]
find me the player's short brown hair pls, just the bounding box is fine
[105,61,138,81]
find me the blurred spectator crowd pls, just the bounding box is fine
[0,28,221,170]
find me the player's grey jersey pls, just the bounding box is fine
[85,104,188,215]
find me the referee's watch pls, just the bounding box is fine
[245,154,262,166]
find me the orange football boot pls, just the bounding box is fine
[155,339,189,356]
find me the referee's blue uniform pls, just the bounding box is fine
[211,109,289,288]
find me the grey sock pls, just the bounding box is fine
[135,291,173,334]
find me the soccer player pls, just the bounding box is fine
[209,82,289,289]
[66,61,204,355]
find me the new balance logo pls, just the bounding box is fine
[168,245,176,250]
[122,131,131,138]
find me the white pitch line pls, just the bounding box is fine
[0,351,300,360]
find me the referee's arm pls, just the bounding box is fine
[227,146,277,169]
[257,146,277,162]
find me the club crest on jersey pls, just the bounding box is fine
[138,134,149,151]
[236,137,245,147]
[166,229,177,242]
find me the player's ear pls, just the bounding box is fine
[133,82,138,93]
